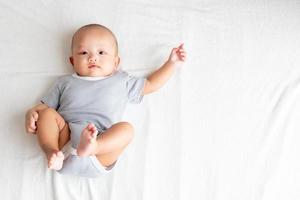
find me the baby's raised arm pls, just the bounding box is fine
[25,103,49,134]
[142,44,186,95]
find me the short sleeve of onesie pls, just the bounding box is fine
[125,73,146,104]
[40,78,62,110]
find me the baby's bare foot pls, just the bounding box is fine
[47,151,64,170]
[77,123,98,157]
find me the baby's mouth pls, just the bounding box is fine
[88,65,100,69]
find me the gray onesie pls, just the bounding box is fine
[41,70,146,178]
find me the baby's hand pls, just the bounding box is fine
[168,43,187,67]
[25,109,39,134]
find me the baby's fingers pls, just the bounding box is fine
[178,43,184,49]
[30,118,37,129]
[177,50,187,60]
[32,111,39,121]
[26,123,36,134]
[27,127,36,134]
[26,113,38,134]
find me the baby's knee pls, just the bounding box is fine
[38,107,59,119]
[119,122,135,140]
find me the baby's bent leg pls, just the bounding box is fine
[77,122,134,167]
[96,122,134,167]
[36,108,70,170]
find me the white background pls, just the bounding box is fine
[0,0,300,199]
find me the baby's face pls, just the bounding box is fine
[70,28,119,77]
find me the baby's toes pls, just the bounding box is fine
[57,151,64,158]
[87,123,96,130]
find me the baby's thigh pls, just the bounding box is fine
[37,108,70,149]
[58,122,70,150]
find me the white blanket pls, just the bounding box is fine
[1,0,300,199]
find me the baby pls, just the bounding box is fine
[25,24,186,177]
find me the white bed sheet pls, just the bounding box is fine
[1,0,300,199]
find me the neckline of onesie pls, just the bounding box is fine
[72,73,112,81]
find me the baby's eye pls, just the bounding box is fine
[99,51,105,55]
[79,51,87,55]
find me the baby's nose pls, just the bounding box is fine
[88,57,97,63]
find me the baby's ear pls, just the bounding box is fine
[115,56,120,67]
[69,56,74,66]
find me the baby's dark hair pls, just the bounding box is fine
[71,24,119,55]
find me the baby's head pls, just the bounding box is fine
[70,24,120,77]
